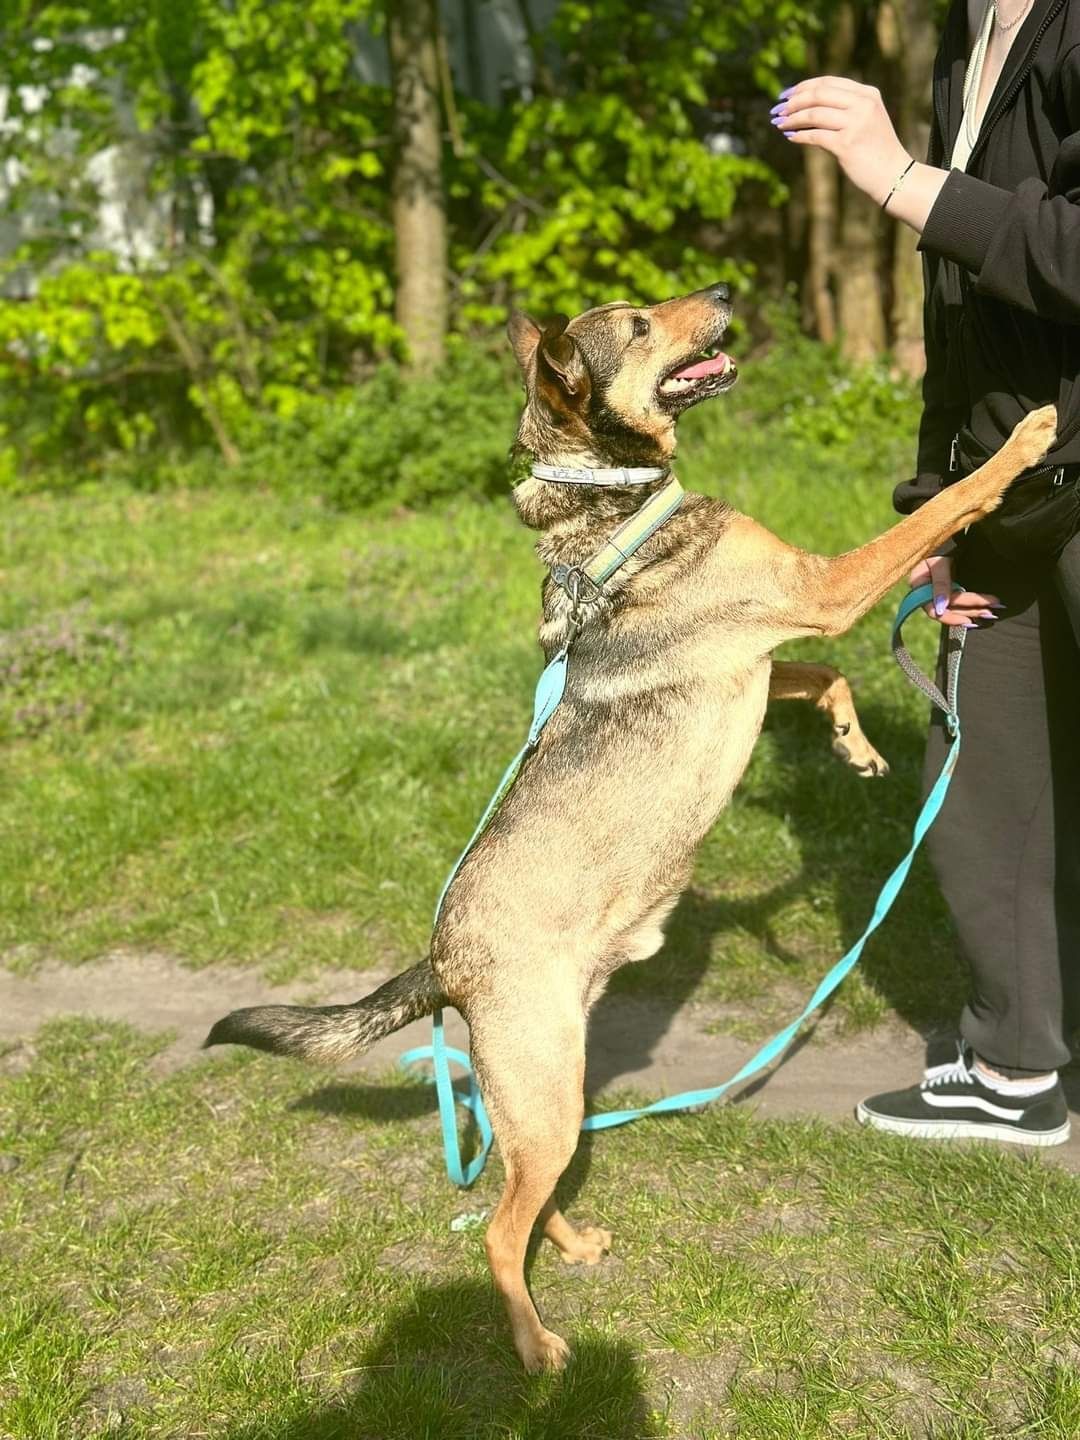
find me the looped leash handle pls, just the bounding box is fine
[891,582,966,736]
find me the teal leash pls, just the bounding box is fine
[401,582,963,1186]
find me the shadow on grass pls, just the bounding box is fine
[220,1280,659,1440]
[290,1081,436,1123]
[752,697,966,1036]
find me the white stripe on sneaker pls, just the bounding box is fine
[921,1092,1024,1121]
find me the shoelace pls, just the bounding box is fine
[921,1056,974,1089]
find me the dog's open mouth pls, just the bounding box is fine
[658,346,738,407]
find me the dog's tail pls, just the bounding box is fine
[202,959,445,1064]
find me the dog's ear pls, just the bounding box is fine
[507,312,542,374]
[537,317,591,413]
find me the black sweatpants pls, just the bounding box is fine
[923,529,1080,1074]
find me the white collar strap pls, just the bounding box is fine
[531,462,669,487]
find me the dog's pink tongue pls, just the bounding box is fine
[671,353,729,380]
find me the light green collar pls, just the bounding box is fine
[550,475,685,609]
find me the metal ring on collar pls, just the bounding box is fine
[551,563,603,609]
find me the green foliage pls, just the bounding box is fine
[737,302,920,451]
[0,0,828,474]
[1,0,393,469]
[452,0,810,322]
[180,342,523,511]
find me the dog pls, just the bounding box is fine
[206,282,1056,1373]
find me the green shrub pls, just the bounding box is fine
[9,325,922,513]
[735,303,920,452]
[239,343,521,511]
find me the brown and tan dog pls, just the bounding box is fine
[207,282,1056,1373]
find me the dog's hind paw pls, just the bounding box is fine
[832,727,889,779]
[556,1224,613,1267]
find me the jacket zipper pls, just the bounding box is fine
[965,0,1065,171]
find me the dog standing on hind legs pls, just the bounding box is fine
[206,280,1057,1373]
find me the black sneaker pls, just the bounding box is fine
[856,1048,1070,1146]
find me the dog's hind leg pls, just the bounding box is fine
[469,992,604,1373]
[769,660,888,777]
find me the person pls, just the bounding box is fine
[774,0,1080,1146]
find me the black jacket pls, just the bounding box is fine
[894,0,1080,524]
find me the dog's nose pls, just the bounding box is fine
[709,282,731,304]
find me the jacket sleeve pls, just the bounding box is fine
[918,45,1080,323]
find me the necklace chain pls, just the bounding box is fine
[994,0,1034,33]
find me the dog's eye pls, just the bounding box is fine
[630,314,650,340]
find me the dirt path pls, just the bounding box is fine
[4,953,1079,1171]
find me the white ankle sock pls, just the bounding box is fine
[973,1060,1057,1097]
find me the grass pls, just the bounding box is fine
[2,1019,1080,1438]
[4,371,1080,1438]
[0,381,963,1035]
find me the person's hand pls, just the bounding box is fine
[909,555,1004,628]
[772,77,911,207]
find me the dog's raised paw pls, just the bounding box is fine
[1011,404,1058,469]
[557,1224,613,1267]
[832,730,889,778]
[522,1327,571,1374]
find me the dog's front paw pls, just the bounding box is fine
[1009,404,1058,472]
[520,1327,571,1374]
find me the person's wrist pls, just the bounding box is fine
[872,146,915,208]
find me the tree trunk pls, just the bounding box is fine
[804,145,838,343]
[837,187,886,361]
[833,2,886,361]
[388,0,447,369]
[883,0,938,376]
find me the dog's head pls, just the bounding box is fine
[509,281,737,472]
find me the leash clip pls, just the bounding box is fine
[552,564,603,626]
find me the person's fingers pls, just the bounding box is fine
[778,84,861,116]
[782,129,839,152]
[925,554,953,620]
[948,589,1004,612]
[775,106,849,133]
[779,76,867,100]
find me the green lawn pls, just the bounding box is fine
[2,1020,1079,1439]
[0,401,960,1036]
[4,396,1080,1438]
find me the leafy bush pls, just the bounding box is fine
[153,341,523,511]
[734,303,920,452]
[1,0,811,471]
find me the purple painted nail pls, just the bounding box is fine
[933,595,948,617]
[978,610,997,620]
[961,619,977,629]
[989,601,1006,610]
[770,116,785,127]
[770,102,787,114]
[778,85,795,99]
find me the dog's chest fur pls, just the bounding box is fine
[432,492,779,987]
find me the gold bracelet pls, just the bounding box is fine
[881,158,916,212]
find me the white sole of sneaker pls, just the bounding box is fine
[855,1102,1071,1147]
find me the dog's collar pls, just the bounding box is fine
[531,462,669,487]
[550,475,685,609]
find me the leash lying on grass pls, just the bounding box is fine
[401,520,964,1186]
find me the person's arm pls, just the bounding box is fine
[774,78,1003,625]
[775,57,1080,322]
[773,77,948,226]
